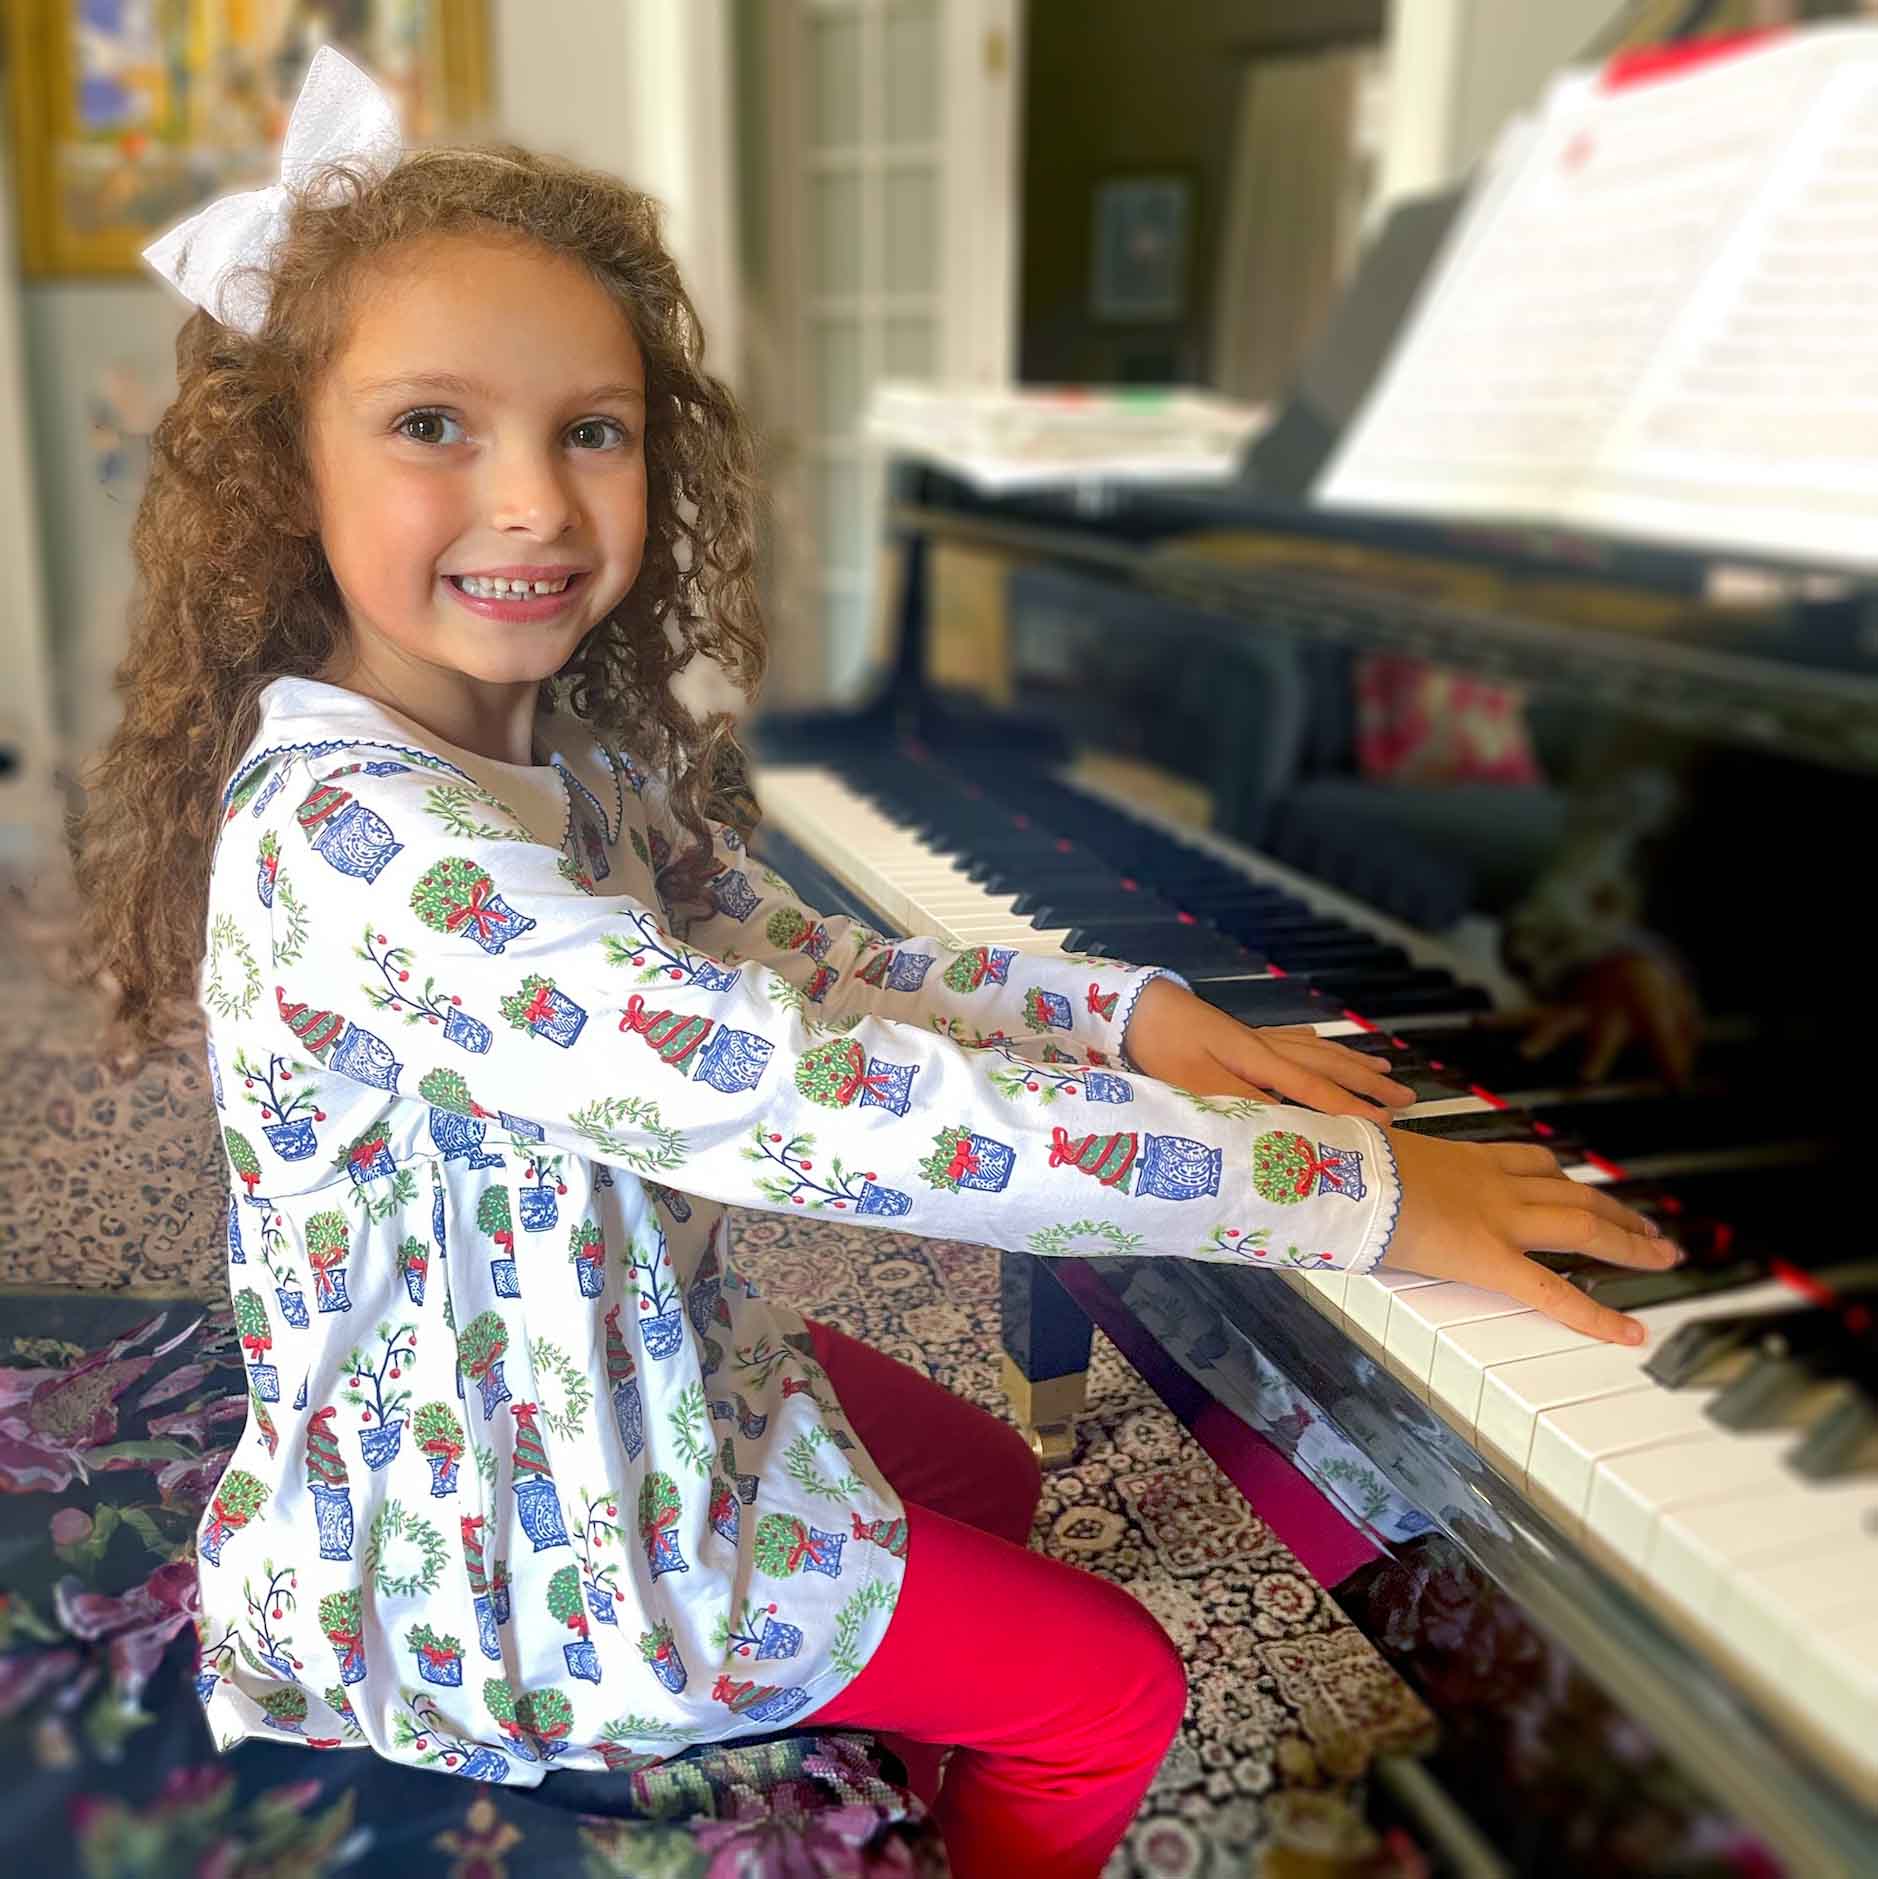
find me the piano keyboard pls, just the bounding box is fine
[751,746,1876,1806]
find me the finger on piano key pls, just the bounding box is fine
[1471,1280,1807,1476]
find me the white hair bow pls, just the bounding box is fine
[142,46,403,336]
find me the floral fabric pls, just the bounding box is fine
[0,1291,942,1876]
[193,677,1399,1785]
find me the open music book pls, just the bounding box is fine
[1318,25,1878,574]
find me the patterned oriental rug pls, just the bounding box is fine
[0,885,1431,1876]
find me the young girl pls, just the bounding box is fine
[75,51,1670,1878]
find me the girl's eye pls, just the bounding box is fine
[397,409,464,446]
[568,417,630,451]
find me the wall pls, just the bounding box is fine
[1018,0,1384,386]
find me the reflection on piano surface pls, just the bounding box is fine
[744,485,1874,1871]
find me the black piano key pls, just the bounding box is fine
[1786,1384,1878,1480]
[1199,981,1343,1027]
[1396,1108,1552,1144]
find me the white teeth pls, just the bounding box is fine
[455,574,573,599]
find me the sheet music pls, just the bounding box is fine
[1319,26,1878,572]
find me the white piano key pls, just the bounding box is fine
[1810,1616,1878,1789]
[1382,1281,1534,1400]
[1725,1534,1878,1686]
[1525,1385,1719,1522]
[1585,1430,1796,1573]
[1342,1271,1444,1358]
[1471,1281,1806,1474]
[1650,1479,1878,1623]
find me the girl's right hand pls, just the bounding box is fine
[1381,1129,1679,1346]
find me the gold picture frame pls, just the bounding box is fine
[4,0,490,278]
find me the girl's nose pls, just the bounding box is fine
[487,450,578,539]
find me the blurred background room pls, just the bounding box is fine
[4,4,1877,1874]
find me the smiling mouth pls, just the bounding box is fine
[448,572,582,599]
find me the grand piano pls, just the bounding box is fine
[738,436,1877,1871]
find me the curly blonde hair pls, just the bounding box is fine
[74,144,767,1051]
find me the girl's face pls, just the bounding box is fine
[308,231,649,705]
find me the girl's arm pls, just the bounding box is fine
[264,752,1402,1273]
[641,783,1174,1074]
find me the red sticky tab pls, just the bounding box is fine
[1467,1083,1508,1111]
[1602,29,1783,91]
[1341,1008,1377,1032]
[1772,1258,1836,1308]
[1581,1149,1629,1181]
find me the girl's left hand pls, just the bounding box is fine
[1122,978,1415,1120]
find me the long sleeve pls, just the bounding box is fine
[265,752,1401,1274]
[640,779,1169,1069]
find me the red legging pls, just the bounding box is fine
[803,1318,1188,1879]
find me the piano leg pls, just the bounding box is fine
[999,1251,1093,1467]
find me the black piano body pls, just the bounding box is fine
[744,460,1878,1874]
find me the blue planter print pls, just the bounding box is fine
[247,1361,279,1402]
[429,1453,460,1497]
[885,951,935,993]
[474,1594,501,1661]
[1030,989,1073,1029]
[312,1483,353,1561]
[564,1638,602,1684]
[226,1206,244,1264]
[686,1271,723,1338]
[855,1180,912,1217]
[524,986,588,1047]
[360,1419,405,1472]
[650,1185,691,1223]
[458,1747,510,1782]
[1136,1133,1223,1202]
[691,1026,773,1093]
[514,1474,571,1551]
[691,961,741,993]
[646,1639,687,1693]
[585,1584,620,1627]
[519,1186,559,1233]
[459,892,535,955]
[292,1375,308,1410]
[258,1648,295,1679]
[503,1730,540,1765]
[417,1651,463,1688]
[1312,1142,1368,1201]
[276,1286,309,1329]
[332,1637,366,1686]
[404,1262,427,1307]
[263,1118,317,1161]
[860,1057,919,1116]
[711,1498,739,1546]
[475,1358,511,1420]
[443,1006,493,1054]
[800,1527,847,1578]
[309,800,403,882]
[429,1107,504,1171]
[708,869,760,920]
[256,859,276,908]
[953,1133,1016,1193]
[574,1255,604,1298]
[493,1583,512,1626]
[743,1686,811,1726]
[313,1269,352,1315]
[641,1306,684,1360]
[345,1141,396,1188]
[206,1041,224,1107]
[194,1668,218,1704]
[329,1022,401,1091]
[433,1179,448,1251]
[499,1113,544,1142]
[1080,1070,1133,1103]
[491,1257,519,1298]
[758,1615,803,1660]
[613,1380,643,1459]
[646,1525,691,1585]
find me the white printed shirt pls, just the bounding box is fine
[192,676,1399,1782]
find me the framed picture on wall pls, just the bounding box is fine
[3,0,490,277]
[1089,174,1192,323]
